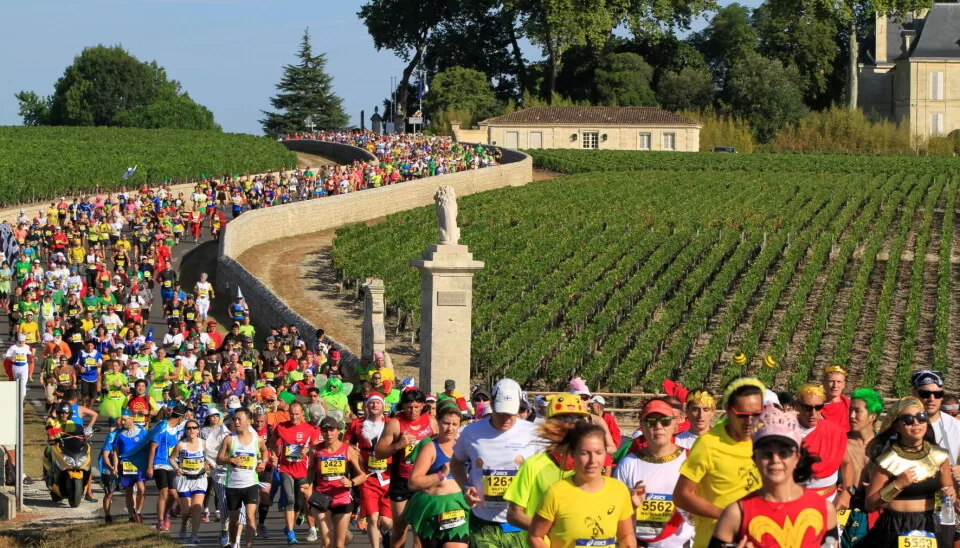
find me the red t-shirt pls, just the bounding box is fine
[344,418,391,478]
[821,395,851,432]
[738,489,828,548]
[274,420,318,478]
[283,359,299,373]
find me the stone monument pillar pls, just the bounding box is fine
[371,107,383,135]
[361,278,388,364]
[411,186,483,395]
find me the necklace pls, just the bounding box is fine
[893,441,929,460]
[639,446,684,464]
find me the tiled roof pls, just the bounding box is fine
[478,106,699,127]
[911,4,960,58]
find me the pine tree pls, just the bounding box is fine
[259,29,349,138]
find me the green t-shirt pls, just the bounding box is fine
[149,358,173,384]
[503,450,574,518]
[238,325,255,338]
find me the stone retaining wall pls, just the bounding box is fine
[281,139,378,165]
[216,140,534,374]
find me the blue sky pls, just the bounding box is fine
[0,0,760,135]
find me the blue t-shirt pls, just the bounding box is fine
[78,350,102,382]
[98,430,118,475]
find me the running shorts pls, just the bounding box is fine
[226,485,260,511]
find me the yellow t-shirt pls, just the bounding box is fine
[679,422,761,548]
[503,451,573,518]
[536,477,633,548]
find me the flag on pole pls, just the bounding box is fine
[122,165,138,180]
[417,73,429,101]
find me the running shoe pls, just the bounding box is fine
[296,512,305,526]
[214,510,221,522]
[104,514,113,525]
[160,519,171,531]
[156,521,165,531]
[179,529,187,541]
[84,494,97,503]
[171,505,181,518]
[128,515,137,523]
[257,524,268,539]
[305,528,318,542]
[201,509,210,523]
[286,529,298,545]
[190,534,201,545]
[218,531,229,546]
[135,512,144,524]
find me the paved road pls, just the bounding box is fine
[15,215,376,546]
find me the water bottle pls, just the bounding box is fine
[821,537,837,548]
[941,494,956,526]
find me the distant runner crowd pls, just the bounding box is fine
[12,131,960,548]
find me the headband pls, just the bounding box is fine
[824,365,847,377]
[794,383,826,401]
[722,377,765,407]
[686,389,717,409]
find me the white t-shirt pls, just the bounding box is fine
[452,417,542,522]
[932,412,960,463]
[615,450,694,548]
[675,430,699,450]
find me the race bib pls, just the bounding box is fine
[368,456,387,472]
[153,380,170,389]
[163,280,172,288]
[133,414,146,425]
[108,390,124,399]
[122,460,138,475]
[321,456,347,479]
[635,494,675,537]
[900,531,937,548]
[14,353,27,364]
[264,372,275,380]
[285,445,304,462]
[58,373,71,383]
[181,458,203,473]
[837,510,850,527]
[235,451,256,470]
[482,469,516,505]
[200,394,212,403]
[437,509,466,531]
[186,312,195,320]
[242,361,252,369]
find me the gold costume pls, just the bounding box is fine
[875,442,948,485]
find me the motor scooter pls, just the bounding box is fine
[43,433,92,508]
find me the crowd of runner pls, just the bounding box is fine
[16,131,960,548]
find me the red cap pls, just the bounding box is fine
[640,399,676,419]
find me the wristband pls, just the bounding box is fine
[879,482,902,503]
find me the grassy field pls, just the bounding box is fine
[0,521,177,547]
[0,126,295,205]
[332,150,960,397]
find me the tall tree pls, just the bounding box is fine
[509,0,627,101]
[423,66,501,124]
[689,3,757,89]
[728,53,807,143]
[593,53,657,106]
[358,0,458,119]
[15,44,215,129]
[657,67,714,111]
[260,29,348,138]
[753,0,840,109]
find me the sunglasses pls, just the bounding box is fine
[898,412,929,426]
[265,399,276,404]
[730,408,763,420]
[185,426,199,430]
[474,395,490,402]
[643,416,676,428]
[755,446,797,461]
[799,403,825,413]
[918,389,945,400]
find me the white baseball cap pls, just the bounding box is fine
[763,389,782,409]
[492,378,523,415]
[590,395,606,406]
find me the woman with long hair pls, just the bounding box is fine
[528,422,636,548]
[404,402,470,547]
[857,397,954,547]
[711,405,839,548]
[170,419,208,544]
[312,416,367,548]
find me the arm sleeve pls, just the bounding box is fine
[679,435,710,483]
[535,482,559,522]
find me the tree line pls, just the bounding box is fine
[357,0,931,143]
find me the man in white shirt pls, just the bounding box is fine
[5,334,32,399]
[452,378,542,547]
[912,369,960,462]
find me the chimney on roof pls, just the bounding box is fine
[876,13,889,62]
[902,28,916,52]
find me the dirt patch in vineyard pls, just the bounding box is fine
[296,152,338,168]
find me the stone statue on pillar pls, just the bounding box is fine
[361,278,392,368]
[435,186,460,245]
[410,186,483,395]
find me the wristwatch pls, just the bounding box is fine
[844,485,856,496]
